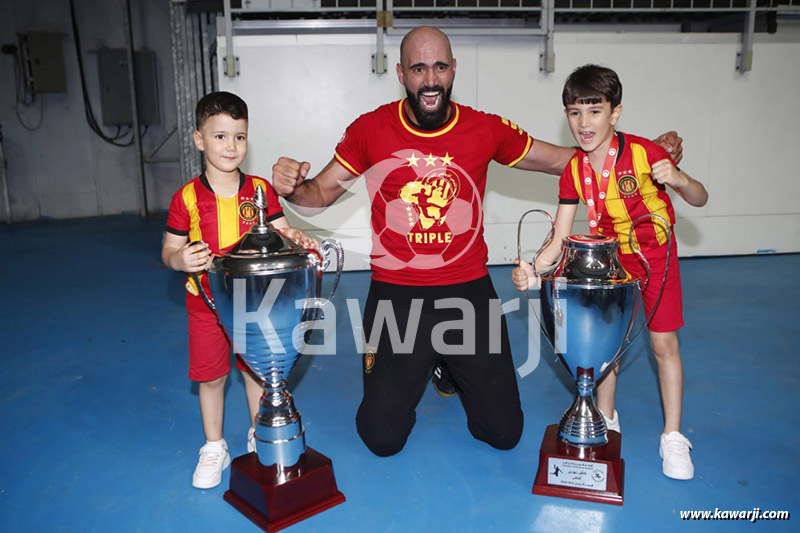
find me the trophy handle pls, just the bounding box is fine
[516,209,556,278]
[192,271,216,311]
[516,209,557,349]
[318,238,344,303]
[613,213,673,360]
[186,240,220,316]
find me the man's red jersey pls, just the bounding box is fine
[335,99,533,285]
[166,171,284,293]
[559,132,676,255]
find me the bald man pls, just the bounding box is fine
[272,26,683,457]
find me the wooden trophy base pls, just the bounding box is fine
[224,447,346,532]
[532,424,624,505]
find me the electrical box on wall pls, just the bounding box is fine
[19,32,67,93]
[97,49,160,126]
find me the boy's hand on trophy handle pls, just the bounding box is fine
[184,240,211,272]
[512,259,538,291]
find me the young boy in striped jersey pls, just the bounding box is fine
[512,65,708,479]
[162,91,316,489]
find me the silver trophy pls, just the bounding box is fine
[198,185,345,529]
[519,210,670,503]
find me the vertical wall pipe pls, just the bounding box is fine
[123,0,149,216]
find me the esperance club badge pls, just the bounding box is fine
[364,345,377,374]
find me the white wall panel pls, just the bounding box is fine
[220,30,800,270]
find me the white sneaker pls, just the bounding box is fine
[192,439,231,489]
[247,427,256,454]
[601,409,621,434]
[659,431,694,480]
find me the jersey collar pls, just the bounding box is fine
[397,99,459,138]
[200,169,246,193]
[615,132,626,163]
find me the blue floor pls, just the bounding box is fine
[1,215,798,532]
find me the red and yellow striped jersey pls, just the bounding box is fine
[166,171,284,255]
[559,132,676,255]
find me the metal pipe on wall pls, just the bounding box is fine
[169,0,207,185]
[0,124,11,223]
[122,0,149,217]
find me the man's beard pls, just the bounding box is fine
[405,85,453,131]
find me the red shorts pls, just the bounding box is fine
[617,240,683,333]
[186,276,247,382]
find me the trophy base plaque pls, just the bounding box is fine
[224,447,346,532]
[532,424,624,506]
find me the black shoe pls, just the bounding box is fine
[432,363,458,398]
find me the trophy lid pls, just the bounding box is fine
[564,234,616,247]
[542,234,638,285]
[208,186,319,276]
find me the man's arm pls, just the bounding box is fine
[272,156,358,210]
[653,131,683,164]
[514,139,575,176]
[513,131,684,177]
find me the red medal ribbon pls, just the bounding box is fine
[581,134,619,234]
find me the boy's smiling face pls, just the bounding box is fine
[565,97,622,156]
[193,113,248,177]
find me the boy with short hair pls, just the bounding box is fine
[162,91,316,489]
[512,64,708,479]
